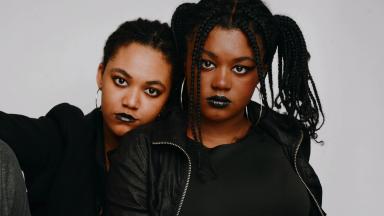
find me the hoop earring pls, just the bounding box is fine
[180,78,185,109]
[245,104,249,119]
[246,86,263,124]
[95,88,102,109]
[255,86,263,126]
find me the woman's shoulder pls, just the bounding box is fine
[44,103,89,125]
[247,101,301,130]
[248,101,305,146]
[42,103,100,140]
[124,108,185,139]
[46,103,84,118]
[117,109,186,155]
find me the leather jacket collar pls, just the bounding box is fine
[144,101,325,215]
[149,101,304,159]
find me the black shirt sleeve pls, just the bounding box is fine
[105,132,149,216]
[0,103,83,182]
[0,110,63,174]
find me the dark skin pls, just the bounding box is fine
[186,27,266,148]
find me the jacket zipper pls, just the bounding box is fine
[152,141,192,216]
[152,134,324,216]
[294,131,325,216]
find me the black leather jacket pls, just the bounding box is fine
[106,102,326,216]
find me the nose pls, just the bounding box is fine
[122,88,140,110]
[211,67,232,91]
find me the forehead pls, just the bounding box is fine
[107,43,172,82]
[203,26,253,57]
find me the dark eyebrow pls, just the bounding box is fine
[202,49,217,59]
[146,80,166,89]
[109,68,132,79]
[202,49,255,63]
[233,56,256,63]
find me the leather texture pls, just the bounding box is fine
[0,139,31,216]
[106,101,326,216]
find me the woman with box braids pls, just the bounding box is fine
[172,0,324,142]
[106,0,326,215]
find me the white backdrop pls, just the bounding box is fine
[1,0,383,215]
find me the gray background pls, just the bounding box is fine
[0,0,383,215]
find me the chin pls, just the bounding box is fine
[202,111,230,122]
[111,125,135,137]
[203,107,245,122]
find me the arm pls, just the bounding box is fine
[0,103,83,177]
[105,132,149,216]
[0,110,63,173]
[0,139,31,216]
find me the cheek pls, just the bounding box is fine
[101,85,124,111]
[199,72,214,94]
[242,80,258,97]
[234,75,259,103]
[139,94,170,122]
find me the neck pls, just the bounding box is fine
[103,123,119,171]
[187,112,251,148]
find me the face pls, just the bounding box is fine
[186,27,262,123]
[97,43,172,137]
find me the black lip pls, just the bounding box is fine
[115,113,137,122]
[206,95,231,109]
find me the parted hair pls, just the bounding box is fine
[171,0,324,142]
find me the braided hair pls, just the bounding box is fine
[172,0,324,142]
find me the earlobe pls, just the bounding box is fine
[97,64,104,89]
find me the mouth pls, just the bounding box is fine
[115,113,138,123]
[206,95,231,109]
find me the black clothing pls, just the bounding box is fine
[181,127,310,216]
[0,103,107,216]
[0,139,31,216]
[106,101,326,216]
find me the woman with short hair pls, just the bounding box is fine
[0,18,181,216]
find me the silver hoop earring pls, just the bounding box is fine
[245,105,249,119]
[95,88,102,109]
[180,78,185,109]
[246,87,263,124]
[255,86,263,125]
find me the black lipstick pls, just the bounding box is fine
[206,96,231,109]
[115,113,137,123]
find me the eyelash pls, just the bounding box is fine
[112,76,128,87]
[200,59,254,74]
[232,65,254,74]
[144,88,161,97]
[200,59,215,70]
[112,76,161,97]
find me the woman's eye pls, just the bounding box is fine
[113,77,127,87]
[232,65,252,74]
[201,60,215,70]
[144,88,160,97]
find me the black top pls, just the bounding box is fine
[0,103,106,216]
[105,102,325,216]
[182,124,310,216]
